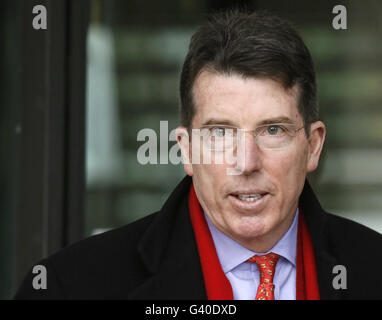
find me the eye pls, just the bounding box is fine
[266,125,285,135]
[210,127,227,137]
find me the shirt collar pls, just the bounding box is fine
[205,208,299,273]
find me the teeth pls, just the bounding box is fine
[237,194,262,202]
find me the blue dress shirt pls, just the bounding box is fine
[205,209,299,300]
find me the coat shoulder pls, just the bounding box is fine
[314,212,382,299]
[53,212,157,261]
[325,212,382,296]
[14,212,158,299]
[325,212,382,250]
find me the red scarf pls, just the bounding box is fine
[188,183,320,300]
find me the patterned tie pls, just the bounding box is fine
[247,252,280,300]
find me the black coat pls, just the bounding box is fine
[14,176,382,299]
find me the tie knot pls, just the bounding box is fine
[247,252,279,266]
[246,252,279,282]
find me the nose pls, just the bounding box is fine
[234,131,263,175]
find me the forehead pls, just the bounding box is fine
[191,70,301,127]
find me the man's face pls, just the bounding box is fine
[177,70,325,252]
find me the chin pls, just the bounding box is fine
[234,218,267,239]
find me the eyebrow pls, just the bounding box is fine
[257,116,295,125]
[201,116,295,127]
[201,119,237,127]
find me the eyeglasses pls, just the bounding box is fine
[193,123,305,151]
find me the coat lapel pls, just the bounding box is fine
[300,179,342,300]
[128,176,206,299]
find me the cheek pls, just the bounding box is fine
[192,164,228,218]
[192,163,226,192]
[266,148,308,194]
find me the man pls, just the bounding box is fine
[15,10,382,300]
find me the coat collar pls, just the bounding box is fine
[129,175,341,300]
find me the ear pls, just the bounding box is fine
[176,126,193,176]
[306,121,326,173]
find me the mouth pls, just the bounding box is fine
[228,191,270,210]
[234,194,264,202]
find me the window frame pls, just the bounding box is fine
[11,0,89,295]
